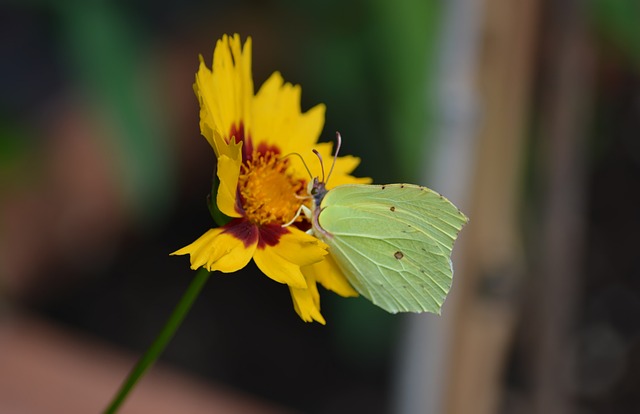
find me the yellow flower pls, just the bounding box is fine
[172,34,370,324]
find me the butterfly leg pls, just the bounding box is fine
[297,205,315,234]
[281,204,312,228]
[301,205,312,219]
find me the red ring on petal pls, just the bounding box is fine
[222,218,259,248]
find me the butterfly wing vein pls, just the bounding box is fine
[316,184,468,314]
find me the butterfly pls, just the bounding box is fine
[302,133,468,314]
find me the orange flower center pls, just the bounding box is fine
[238,152,305,226]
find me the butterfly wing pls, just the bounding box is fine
[316,184,468,314]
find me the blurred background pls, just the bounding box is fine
[1,0,639,413]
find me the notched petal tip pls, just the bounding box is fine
[289,283,326,325]
[171,227,256,273]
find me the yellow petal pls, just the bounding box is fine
[253,227,327,289]
[194,58,217,152]
[251,72,326,157]
[171,227,256,273]
[289,282,326,324]
[195,34,253,156]
[302,254,359,298]
[216,146,243,218]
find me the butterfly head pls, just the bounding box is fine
[307,131,342,207]
[308,176,328,208]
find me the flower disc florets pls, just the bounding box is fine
[239,152,305,226]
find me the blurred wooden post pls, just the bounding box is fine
[393,0,483,412]
[443,1,539,414]
[529,2,592,413]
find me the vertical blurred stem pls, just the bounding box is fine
[104,268,210,413]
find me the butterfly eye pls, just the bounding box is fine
[310,188,317,195]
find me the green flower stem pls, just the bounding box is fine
[104,268,211,413]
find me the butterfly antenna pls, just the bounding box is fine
[312,149,326,182]
[281,152,313,180]
[325,131,342,185]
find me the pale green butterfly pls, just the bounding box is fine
[299,133,468,314]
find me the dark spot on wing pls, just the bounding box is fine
[394,251,404,259]
[381,185,386,190]
[400,184,405,188]
[390,206,396,212]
